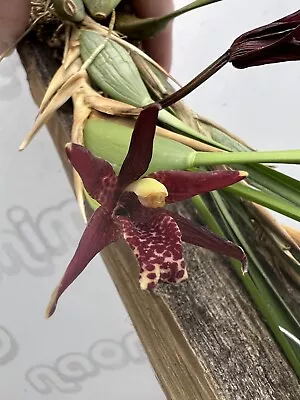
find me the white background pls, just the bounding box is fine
[0,1,299,399]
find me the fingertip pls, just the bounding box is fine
[142,25,173,72]
[0,0,31,54]
[131,0,174,72]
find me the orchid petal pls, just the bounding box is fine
[149,170,247,203]
[173,213,247,272]
[280,10,300,24]
[46,207,120,317]
[230,10,300,68]
[66,143,118,208]
[118,103,161,189]
[116,212,187,290]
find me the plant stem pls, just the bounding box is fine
[193,149,300,166]
[158,0,221,24]
[158,51,230,108]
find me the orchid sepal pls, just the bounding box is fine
[149,170,248,203]
[45,206,120,318]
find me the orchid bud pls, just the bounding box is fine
[83,0,122,19]
[229,10,300,68]
[52,0,85,22]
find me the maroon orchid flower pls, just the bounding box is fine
[230,10,300,68]
[46,103,247,317]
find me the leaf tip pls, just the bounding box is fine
[18,141,27,151]
[45,286,60,319]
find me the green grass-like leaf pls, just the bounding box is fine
[192,194,300,377]
[223,182,300,222]
[193,149,300,166]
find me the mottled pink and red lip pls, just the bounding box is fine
[46,104,247,318]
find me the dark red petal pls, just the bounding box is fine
[149,170,246,203]
[116,212,187,290]
[46,207,120,317]
[66,143,118,208]
[118,103,161,189]
[230,10,300,68]
[173,213,247,271]
[280,10,300,24]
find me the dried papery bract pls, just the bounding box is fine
[19,27,140,150]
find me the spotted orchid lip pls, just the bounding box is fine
[46,104,247,317]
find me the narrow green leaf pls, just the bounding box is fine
[212,191,300,326]
[249,164,300,204]
[224,183,300,222]
[159,109,229,151]
[192,194,300,377]
[232,164,300,208]
[207,125,252,152]
[115,0,221,40]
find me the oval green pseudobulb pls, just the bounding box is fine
[80,30,228,151]
[83,118,196,174]
[83,0,122,19]
[80,30,152,107]
[52,0,85,22]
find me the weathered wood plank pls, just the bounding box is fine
[17,34,300,400]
